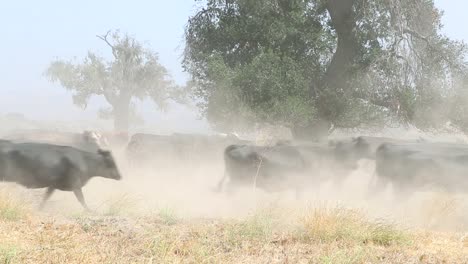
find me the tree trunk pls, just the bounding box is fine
[113,97,131,133]
[325,0,358,86]
[313,0,359,122]
[299,0,358,140]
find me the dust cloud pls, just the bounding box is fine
[2,122,466,233]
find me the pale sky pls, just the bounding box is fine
[0,0,466,132]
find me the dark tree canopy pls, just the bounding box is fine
[185,0,330,133]
[46,30,185,132]
[184,0,468,137]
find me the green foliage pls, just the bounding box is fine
[448,78,468,132]
[185,0,329,131]
[185,0,468,132]
[350,0,468,129]
[46,30,183,131]
[200,52,316,130]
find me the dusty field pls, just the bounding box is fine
[1,147,468,263]
[0,190,467,263]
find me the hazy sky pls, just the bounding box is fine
[0,0,466,131]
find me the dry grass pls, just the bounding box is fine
[158,206,179,226]
[300,206,408,247]
[0,190,29,222]
[0,189,466,264]
[100,193,138,217]
[0,244,18,264]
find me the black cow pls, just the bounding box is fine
[2,130,109,152]
[0,140,13,177]
[295,141,349,185]
[125,132,250,169]
[217,144,308,196]
[330,136,425,169]
[0,141,121,210]
[172,133,251,162]
[0,139,12,146]
[371,142,468,199]
[275,140,359,187]
[125,133,175,168]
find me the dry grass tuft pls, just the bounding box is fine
[224,210,275,247]
[319,247,376,264]
[300,206,408,247]
[0,244,18,264]
[101,193,138,216]
[418,193,468,231]
[0,189,29,222]
[158,206,179,226]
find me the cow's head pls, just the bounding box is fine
[353,137,372,159]
[330,138,360,170]
[97,149,122,180]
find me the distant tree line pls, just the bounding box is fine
[46,1,468,139]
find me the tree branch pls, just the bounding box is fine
[97,30,118,59]
[403,28,431,45]
[403,28,462,71]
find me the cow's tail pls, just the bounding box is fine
[367,145,387,198]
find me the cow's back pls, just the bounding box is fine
[2,143,88,188]
[375,142,468,193]
[3,130,103,152]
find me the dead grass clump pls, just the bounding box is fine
[0,190,29,221]
[148,224,225,263]
[0,244,18,264]
[147,210,277,263]
[224,209,275,249]
[158,206,179,226]
[300,206,408,247]
[14,218,151,263]
[101,193,138,216]
[319,247,377,264]
[418,193,467,231]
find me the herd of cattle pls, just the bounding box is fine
[0,129,467,211]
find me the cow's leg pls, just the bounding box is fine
[73,188,91,212]
[214,170,227,193]
[39,187,55,210]
[366,173,388,198]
